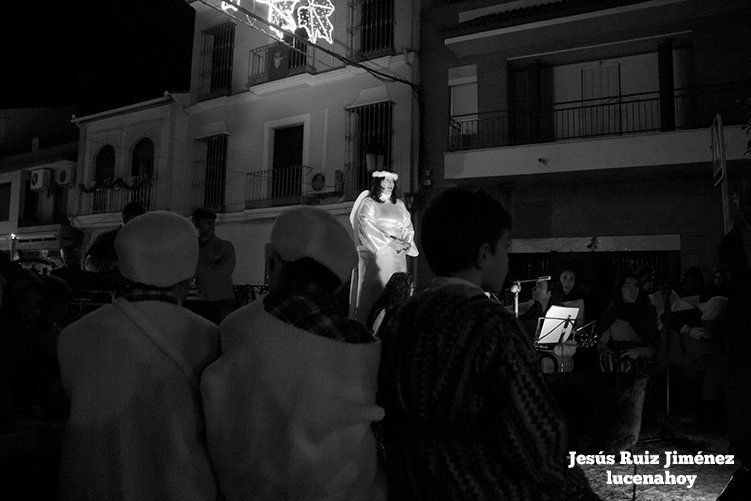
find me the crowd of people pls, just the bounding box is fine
[0,173,749,499]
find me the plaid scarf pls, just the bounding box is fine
[264,279,373,344]
[122,286,179,305]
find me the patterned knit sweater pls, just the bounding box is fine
[377,284,594,500]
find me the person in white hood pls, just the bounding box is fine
[201,206,386,500]
[57,211,220,501]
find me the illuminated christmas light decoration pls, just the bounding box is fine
[216,0,335,45]
[220,0,240,14]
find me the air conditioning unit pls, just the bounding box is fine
[55,164,76,188]
[307,170,344,196]
[30,168,52,191]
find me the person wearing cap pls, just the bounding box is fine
[83,201,145,274]
[201,207,385,500]
[349,170,418,324]
[57,211,220,501]
[191,207,236,324]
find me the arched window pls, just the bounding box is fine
[94,145,115,181]
[131,138,154,178]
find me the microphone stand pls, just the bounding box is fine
[536,315,575,372]
[510,276,551,318]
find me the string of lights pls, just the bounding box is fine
[1,1,424,214]
[198,0,421,96]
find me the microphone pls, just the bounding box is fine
[514,276,552,285]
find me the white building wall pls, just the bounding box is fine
[444,125,748,179]
[77,101,189,215]
[181,1,419,285]
[218,203,355,284]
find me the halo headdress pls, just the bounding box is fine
[372,170,398,181]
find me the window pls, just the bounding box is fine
[346,101,393,193]
[350,0,394,60]
[198,22,236,99]
[194,135,228,210]
[94,145,115,181]
[271,124,304,204]
[93,145,115,213]
[53,185,68,224]
[580,64,622,136]
[131,138,155,178]
[0,182,10,221]
[448,82,479,149]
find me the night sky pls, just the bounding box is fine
[2,0,195,113]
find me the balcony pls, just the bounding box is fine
[247,42,316,87]
[18,213,69,227]
[245,165,312,209]
[448,82,748,151]
[79,176,154,215]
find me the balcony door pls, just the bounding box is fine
[93,145,115,213]
[580,64,621,136]
[272,125,304,204]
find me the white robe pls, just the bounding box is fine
[201,300,386,501]
[57,298,220,501]
[350,195,418,323]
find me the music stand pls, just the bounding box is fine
[535,306,580,373]
[535,306,580,345]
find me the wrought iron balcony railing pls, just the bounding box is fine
[245,165,313,209]
[247,42,316,87]
[448,81,749,151]
[18,213,69,227]
[79,175,154,215]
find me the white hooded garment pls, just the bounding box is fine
[201,300,386,501]
[57,298,220,501]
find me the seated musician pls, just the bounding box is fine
[519,278,553,341]
[551,268,586,319]
[596,274,658,376]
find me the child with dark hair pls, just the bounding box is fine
[365,271,413,336]
[378,187,595,499]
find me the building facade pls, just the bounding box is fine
[70,95,191,251]
[420,0,751,299]
[181,0,420,284]
[67,1,420,286]
[0,106,80,269]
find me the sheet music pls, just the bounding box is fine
[536,305,580,345]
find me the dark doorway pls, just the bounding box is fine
[271,124,303,204]
[53,185,68,224]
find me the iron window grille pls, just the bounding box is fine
[198,22,236,100]
[194,134,229,211]
[349,0,395,61]
[345,101,394,196]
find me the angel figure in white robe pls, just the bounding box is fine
[350,170,418,323]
